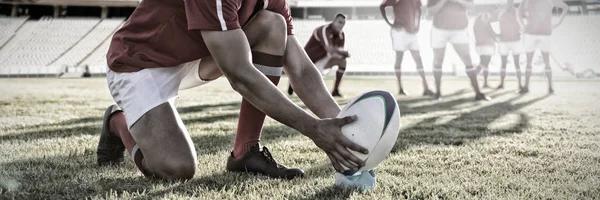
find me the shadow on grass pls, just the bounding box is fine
[134,163,354,199]
[0,88,550,199]
[0,101,244,142]
[392,93,549,152]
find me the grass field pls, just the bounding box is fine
[0,76,599,199]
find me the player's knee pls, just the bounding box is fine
[460,55,473,63]
[250,11,286,53]
[394,64,401,70]
[254,11,286,36]
[339,57,347,66]
[153,158,197,181]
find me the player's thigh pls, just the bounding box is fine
[409,50,422,62]
[480,55,492,66]
[327,57,345,69]
[395,51,405,65]
[432,47,446,66]
[512,55,521,66]
[541,52,551,64]
[500,55,509,64]
[452,43,473,65]
[314,56,333,75]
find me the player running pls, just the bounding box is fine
[473,12,497,88]
[97,0,368,181]
[427,0,490,101]
[287,14,350,97]
[380,0,434,96]
[518,0,568,94]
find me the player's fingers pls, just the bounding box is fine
[332,151,358,170]
[336,115,357,127]
[339,134,369,154]
[327,153,344,173]
[336,145,364,167]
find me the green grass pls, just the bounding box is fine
[0,77,599,199]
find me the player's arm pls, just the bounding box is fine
[552,0,568,29]
[490,9,501,22]
[427,0,449,16]
[518,0,528,18]
[415,2,423,31]
[517,0,528,30]
[379,0,393,27]
[488,22,500,41]
[319,29,349,58]
[284,36,340,119]
[201,29,367,172]
[335,34,350,58]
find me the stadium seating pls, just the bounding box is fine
[51,19,124,69]
[0,18,99,72]
[550,15,600,77]
[0,17,28,48]
[0,15,598,77]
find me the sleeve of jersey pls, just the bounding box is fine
[184,0,241,31]
[265,0,294,35]
[317,26,331,47]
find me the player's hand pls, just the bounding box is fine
[308,115,369,173]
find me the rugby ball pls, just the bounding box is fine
[336,90,401,174]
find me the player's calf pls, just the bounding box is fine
[227,10,304,179]
[330,57,347,97]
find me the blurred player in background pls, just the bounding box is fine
[380,0,434,96]
[427,0,490,101]
[473,12,497,88]
[518,0,568,94]
[496,0,525,90]
[288,14,350,97]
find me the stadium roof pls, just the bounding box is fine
[289,0,594,8]
[0,0,140,7]
[1,0,595,8]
